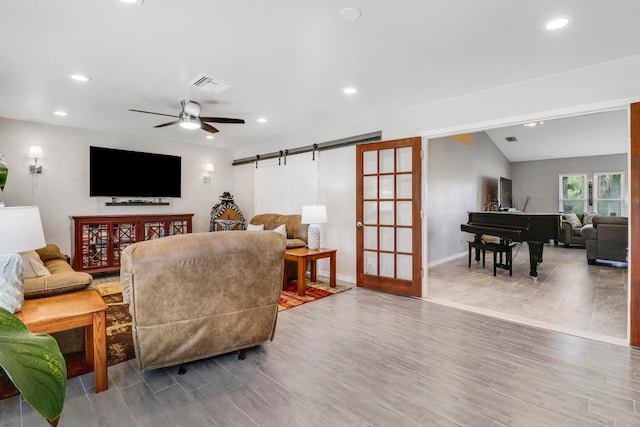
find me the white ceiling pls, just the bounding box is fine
[485,109,629,162]
[1,1,640,152]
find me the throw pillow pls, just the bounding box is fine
[563,212,582,229]
[273,224,287,238]
[583,212,596,225]
[246,223,264,231]
[20,250,51,279]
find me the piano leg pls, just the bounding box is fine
[527,242,545,278]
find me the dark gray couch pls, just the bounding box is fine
[580,215,628,265]
[559,212,597,247]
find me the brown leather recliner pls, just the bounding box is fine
[120,231,286,371]
[250,213,308,280]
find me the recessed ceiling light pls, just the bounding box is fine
[206,135,215,140]
[120,0,143,4]
[53,111,68,117]
[257,117,268,123]
[524,121,545,127]
[343,87,357,95]
[340,7,361,21]
[544,17,571,31]
[69,74,91,82]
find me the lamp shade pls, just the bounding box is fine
[301,205,327,224]
[28,146,44,159]
[0,206,46,255]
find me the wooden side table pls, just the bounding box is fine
[16,290,108,393]
[284,247,337,296]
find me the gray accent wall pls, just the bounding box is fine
[511,153,628,214]
[427,132,510,263]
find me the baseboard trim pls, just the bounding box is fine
[428,251,467,267]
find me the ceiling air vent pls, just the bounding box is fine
[187,74,233,93]
[505,136,518,142]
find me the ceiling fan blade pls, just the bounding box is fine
[129,109,179,119]
[201,122,220,134]
[200,117,245,124]
[154,120,179,128]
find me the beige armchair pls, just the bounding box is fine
[120,231,286,371]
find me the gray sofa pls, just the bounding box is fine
[559,212,596,247]
[121,230,286,371]
[580,215,628,265]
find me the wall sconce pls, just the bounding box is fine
[28,146,43,174]
[203,163,214,183]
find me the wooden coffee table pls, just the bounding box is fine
[284,247,337,296]
[16,290,108,393]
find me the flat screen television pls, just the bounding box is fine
[499,177,513,210]
[89,146,181,198]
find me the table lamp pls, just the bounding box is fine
[301,205,327,251]
[0,206,46,313]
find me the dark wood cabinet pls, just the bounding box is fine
[71,214,194,273]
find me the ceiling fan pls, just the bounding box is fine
[129,100,245,134]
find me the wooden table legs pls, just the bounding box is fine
[16,290,108,393]
[284,248,338,296]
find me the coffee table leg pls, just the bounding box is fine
[92,311,108,393]
[282,261,288,290]
[310,261,317,282]
[297,258,307,296]
[330,253,336,287]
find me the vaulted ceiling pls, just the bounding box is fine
[1,1,639,153]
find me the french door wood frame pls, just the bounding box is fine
[356,137,422,297]
[630,102,640,347]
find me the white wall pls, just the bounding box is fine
[233,147,356,282]
[427,133,510,263]
[0,117,233,256]
[230,55,640,284]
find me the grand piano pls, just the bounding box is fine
[460,211,561,278]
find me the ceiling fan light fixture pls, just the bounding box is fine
[179,117,201,130]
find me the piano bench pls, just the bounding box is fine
[468,241,515,276]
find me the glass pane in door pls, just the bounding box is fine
[397,254,412,280]
[380,227,394,251]
[380,201,394,225]
[397,201,412,226]
[364,251,378,275]
[397,174,412,198]
[396,228,412,253]
[364,202,378,224]
[396,147,412,172]
[364,226,378,250]
[380,149,395,173]
[380,253,394,277]
[363,151,378,174]
[380,175,394,199]
[364,176,378,199]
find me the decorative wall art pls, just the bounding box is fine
[209,192,246,231]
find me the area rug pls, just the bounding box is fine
[280,281,350,311]
[0,280,349,399]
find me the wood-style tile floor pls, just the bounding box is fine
[3,276,640,426]
[428,243,628,343]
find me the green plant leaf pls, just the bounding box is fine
[0,307,66,424]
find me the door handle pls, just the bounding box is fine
[356,221,363,228]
